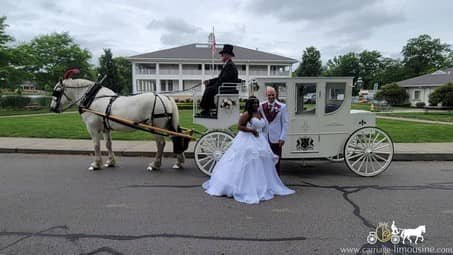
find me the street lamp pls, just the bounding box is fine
[356,77,363,89]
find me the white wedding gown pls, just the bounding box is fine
[202,117,295,204]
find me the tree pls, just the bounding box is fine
[402,34,451,77]
[428,82,453,106]
[375,83,409,105]
[323,52,361,94]
[0,16,13,47]
[0,16,13,88]
[294,46,322,76]
[17,32,94,90]
[114,57,132,95]
[98,49,121,93]
[375,58,409,86]
[324,52,360,78]
[359,50,382,89]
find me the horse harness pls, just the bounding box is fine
[78,83,173,131]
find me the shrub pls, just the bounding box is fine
[415,102,425,108]
[185,98,192,103]
[0,96,31,108]
[375,83,409,106]
[429,82,453,106]
[174,98,180,103]
[34,96,52,107]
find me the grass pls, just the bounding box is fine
[0,107,53,116]
[377,119,453,143]
[351,103,371,111]
[378,112,453,123]
[1,110,453,143]
[0,110,206,140]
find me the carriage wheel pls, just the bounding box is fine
[344,127,394,177]
[326,153,344,162]
[194,130,234,176]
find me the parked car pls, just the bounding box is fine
[304,93,316,103]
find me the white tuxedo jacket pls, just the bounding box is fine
[259,100,289,143]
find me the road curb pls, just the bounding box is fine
[0,148,451,161]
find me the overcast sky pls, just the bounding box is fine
[2,0,452,64]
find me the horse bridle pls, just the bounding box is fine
[51,79,91,113]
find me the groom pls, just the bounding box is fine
[259,86,288,175]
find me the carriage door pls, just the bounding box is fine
[287,82,320,157]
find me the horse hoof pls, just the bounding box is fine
[89,166,100,171]
[172,164,183,169]
[104,163,115,168]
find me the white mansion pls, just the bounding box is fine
[127,43,297,97]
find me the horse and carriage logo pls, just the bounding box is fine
[296,137,314,151]
[367,221,426,245]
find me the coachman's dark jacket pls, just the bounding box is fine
[200,59,239,110]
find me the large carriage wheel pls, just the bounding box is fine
[194,130,234,176]
[326,152,344,162]
[344,127,394,177]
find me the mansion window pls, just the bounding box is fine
[136,79,156,93]
[136,64,156,75]
[414,90,421,100]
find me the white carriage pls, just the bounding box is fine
[192,77,394,177]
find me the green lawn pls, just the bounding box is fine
[351,103,371,111]
[0,110,206,140]
[378,112,453,123]
[377,119,453,143]
[1,109,453,143]
[0,107,52,116]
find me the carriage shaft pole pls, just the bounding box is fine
[80,108,195,140]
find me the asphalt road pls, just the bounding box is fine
[0,154,452,255]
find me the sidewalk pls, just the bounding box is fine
[0,137,452,161]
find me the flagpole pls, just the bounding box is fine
[211,27,215,77]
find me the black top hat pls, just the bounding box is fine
[219,44,235,57]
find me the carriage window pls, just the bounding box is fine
[264,82,286,101]
[325,83,346,114]
[296,83,316,115]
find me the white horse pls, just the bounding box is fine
[50,69,186,171]
[400,225,426,244]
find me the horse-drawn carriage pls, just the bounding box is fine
[51,69,393,177]
[192,77,394,177]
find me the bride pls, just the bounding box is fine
[202,96,295,204]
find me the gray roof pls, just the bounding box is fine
[128,43,297,64]
[398,67,453,87]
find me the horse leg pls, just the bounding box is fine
[103,130,116,167]
[414,236,419,244]
[173,153,185,169]
[89,130,103,171]
[148,135,165,171]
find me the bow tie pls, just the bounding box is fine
[268,103,276,112]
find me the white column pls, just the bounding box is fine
[156,80,161,93]
[156,63,159,75]
[132,63,137,94]
[179,64,182,75]
[202,63,205,77]
[267,65,271,77]
[246,64,249,81]
[179,79,183,92]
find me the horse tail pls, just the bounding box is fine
[169,97,179,131]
